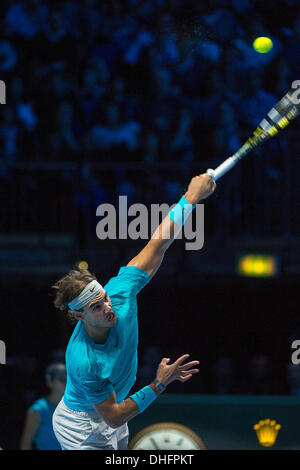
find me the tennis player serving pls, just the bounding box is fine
[52,173,216,450]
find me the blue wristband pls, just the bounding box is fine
[129,386,157,413]
[169,195,195,226]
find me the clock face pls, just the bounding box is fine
[129,423,206,450]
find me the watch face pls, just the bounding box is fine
[155,382,165,392]
[129,422,206,450]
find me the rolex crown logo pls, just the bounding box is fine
[253,419,281,447]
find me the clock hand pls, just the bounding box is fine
[150,437,160,449]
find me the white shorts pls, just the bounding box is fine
[52,398,129,450]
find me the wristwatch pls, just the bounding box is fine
[153,379,166,393]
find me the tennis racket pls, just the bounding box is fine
[206,85,300,181]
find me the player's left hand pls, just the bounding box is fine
[155,354,200,386]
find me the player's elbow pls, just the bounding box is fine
[109,418,122,429]
[104,414,124,429]
[94,402,123,429]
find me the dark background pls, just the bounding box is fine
[0,0,299,450]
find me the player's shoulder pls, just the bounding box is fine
[67,320,86,348]
[104,265,151,297]
[66,324,96,368]
[66,330,102,375]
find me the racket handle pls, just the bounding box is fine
[206,156,238,181]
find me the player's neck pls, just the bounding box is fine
[84,323,110,344]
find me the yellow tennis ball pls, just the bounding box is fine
[253,36,273,53]
[77,260,89,270]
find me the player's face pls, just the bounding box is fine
[84,290,117,327]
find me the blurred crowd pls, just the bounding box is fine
[0,0,298,235]
[0,0,298,173]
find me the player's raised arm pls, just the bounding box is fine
[127,173,216,278]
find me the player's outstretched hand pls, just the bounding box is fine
[155,354,200,386]
[185,173,216,205]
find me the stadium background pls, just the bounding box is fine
[0,0,299,449]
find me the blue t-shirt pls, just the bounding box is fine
[63,266,151,411]
[29,397,61,450]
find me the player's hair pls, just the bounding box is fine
[51,269,97,320]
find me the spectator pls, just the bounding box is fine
[87,103,142,153]
[20,363,66,450]
[213,101,241,156]
[142,130,159,164]
[234,68,277,128]
[4,0,49,39]
[0,40,18,72]
[170,108,195,158]
[48,101,81,161]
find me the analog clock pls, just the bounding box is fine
[128,422,206,450]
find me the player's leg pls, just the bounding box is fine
[80,410,119,450]
[52,399,92,450]
[117,423,129,450]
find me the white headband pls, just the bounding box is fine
[68,280,103,311]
